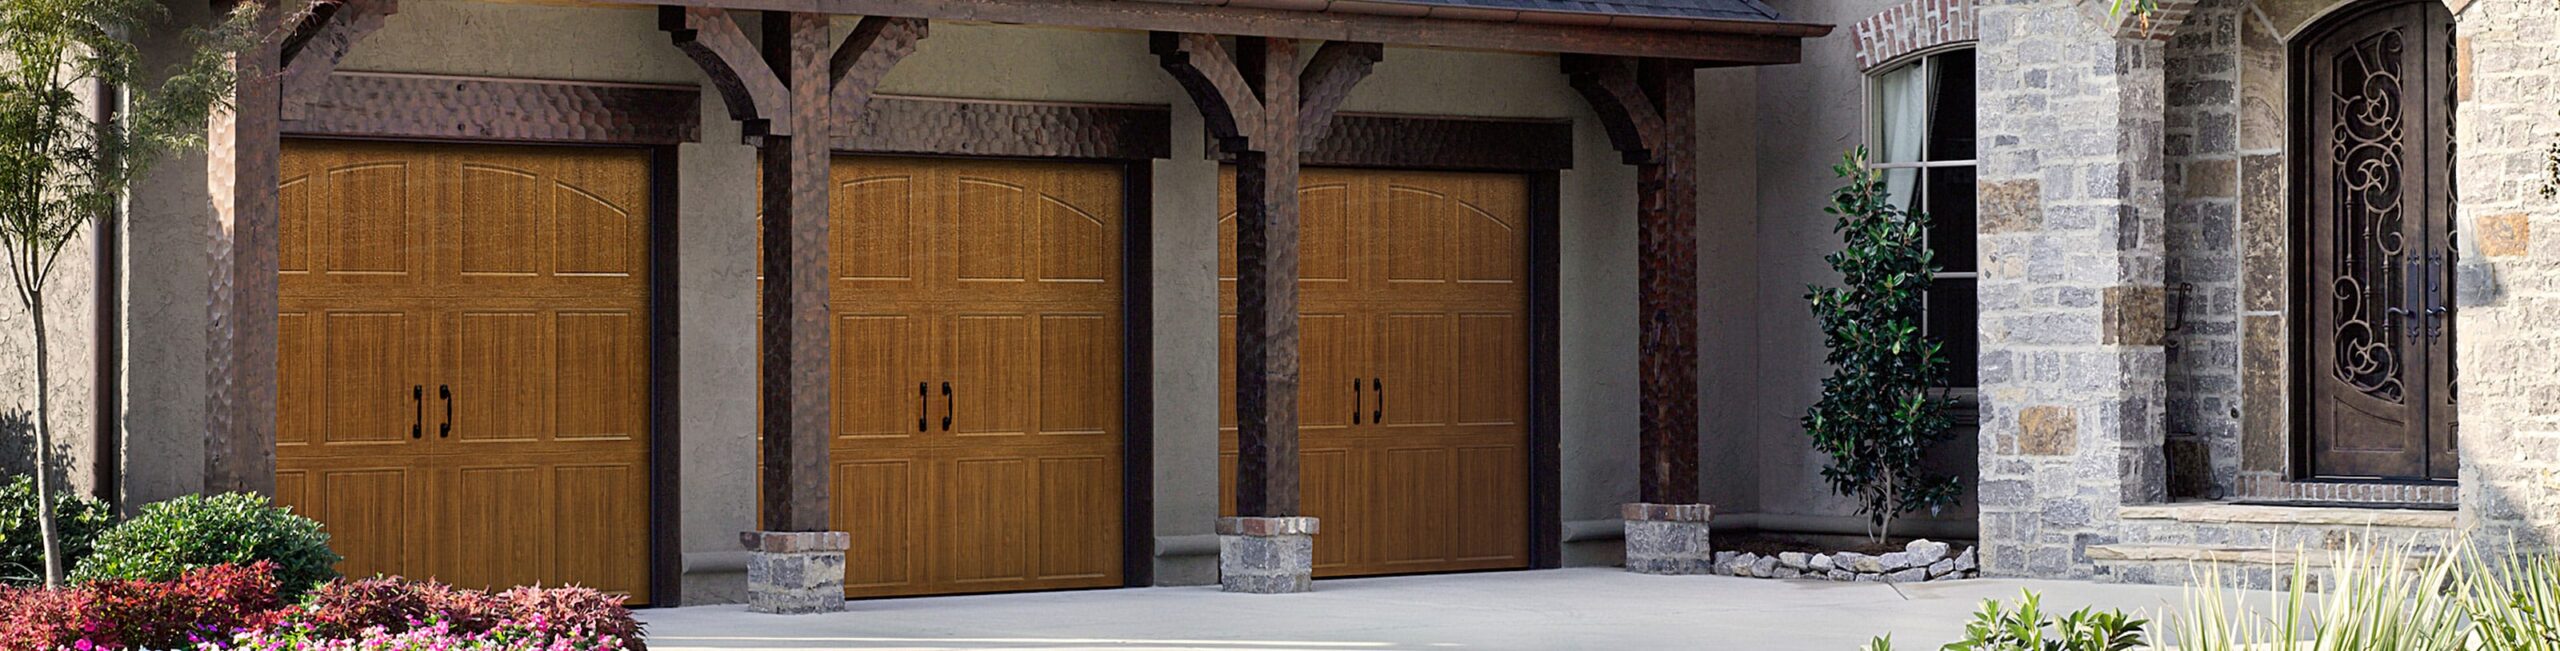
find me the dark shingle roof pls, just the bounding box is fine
[1390,0,1785,22]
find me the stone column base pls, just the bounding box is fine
[741,531,850,614]
[1622,503,1714,575]
[1217,516,1318,594]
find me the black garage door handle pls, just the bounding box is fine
[439,384,453,438]
[941,381,954,432]
[412,385,423,439]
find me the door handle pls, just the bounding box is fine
[1353,379,1363,425]
[918,382,929,432]
[2423,253,2448,340]
[411,385,423,439]
[941,381,954,432]
[2389,257,2425,340]
[438,384,453,438]
[1372,378,1383,424]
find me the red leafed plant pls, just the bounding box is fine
[291,576,500,638]
[0,561,283,650]
[491,585,644,645]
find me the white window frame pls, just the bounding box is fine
[1863,44,1980,398]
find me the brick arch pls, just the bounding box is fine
[1851,0,1981,71]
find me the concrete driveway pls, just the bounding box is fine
[642,568,2219,650]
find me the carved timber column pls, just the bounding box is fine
[205,0,398,495]
[1157,34,1377,593]
[1565,55,1712,575]
[664,7,922,614]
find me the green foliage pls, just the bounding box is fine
[2461,549,2560,651]
[2,0,263,588]
[2160,541,2473,651]
[1804,147,1961,542]
[1862,591,2146,651]
[0,475,111,585]
[72,493,340,598]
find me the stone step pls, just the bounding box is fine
[2086,543,2444,589]
[2116,503,2455,529]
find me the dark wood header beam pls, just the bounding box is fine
[1158,32,1378,518]
[1566,55,1700,506]
[632,0,1820,62]
[664,9,927,533]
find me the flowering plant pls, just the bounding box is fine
[218,614,630,651]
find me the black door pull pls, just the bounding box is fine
[1373,378,1383,423]
[918,382,929,432]
[1353,379,1363,425]
[411,385,423,439]
[438,385,453,438]
[941,381,954,432]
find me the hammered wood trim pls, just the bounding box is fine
[278,72,704,145]
[832,95,1173,161]
[1213,113,1574,171]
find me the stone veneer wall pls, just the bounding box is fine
[2451,0,2560,550]
[1982,0,2560,580]
[2162,0,2247,500]
[1975,0,2173,578]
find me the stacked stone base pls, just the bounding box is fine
[741,531,850,614]
[1219,516,1317,594]
[1622,503,1714,575]
[1713,539,1979,583]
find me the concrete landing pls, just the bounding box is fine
[643,568,2223,650]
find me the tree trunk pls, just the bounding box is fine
[27,293,64,588]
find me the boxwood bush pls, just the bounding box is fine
[0,474,116,586]
[71,493,339,597]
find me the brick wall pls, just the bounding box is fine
[2450,0,2560,549]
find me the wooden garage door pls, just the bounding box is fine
[275,141,654,602]
[824,156,1125,598]
[1217,168,1530,577]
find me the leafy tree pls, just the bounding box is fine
[1,0,261,588]
[1803,148,1961,544]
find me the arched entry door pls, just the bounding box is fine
[2299,0,2457,481]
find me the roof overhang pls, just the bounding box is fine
[610,0,1834,62]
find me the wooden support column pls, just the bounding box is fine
[664,8,923,532]
[1157,34,1379,518]
[205,0,398,495]
[1565,56,1699,506]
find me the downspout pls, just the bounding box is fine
[91,76,122,509]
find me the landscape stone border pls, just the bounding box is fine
[1710,539,1979,583]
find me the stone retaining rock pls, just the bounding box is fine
[1704,539,1981,583]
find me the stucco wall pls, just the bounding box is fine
[270,2,1651,600]
[1733,0,1984,540]
[0,51,106,501]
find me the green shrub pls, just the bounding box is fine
[1865,591,2145,651]
[0,474,115,586]
[72,492,339,597]
[1805,147,1961,543]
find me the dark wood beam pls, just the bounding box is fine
[668,9,921,532]
[1295,41,1381,149]
[204,2,293,496]
[663,7,793,137]
[1158,32,1377,518]
[632,0,1820,62]
[826,16,928,123]
[279,0,398,120]
[1566,56,1699,505]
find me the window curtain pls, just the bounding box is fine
[1875,60,1929,213]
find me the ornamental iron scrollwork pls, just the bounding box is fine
[2328,27,2408,403]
